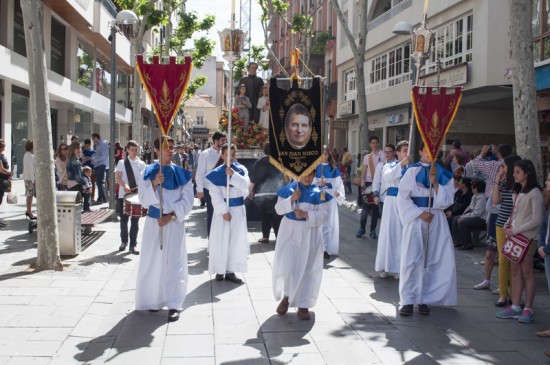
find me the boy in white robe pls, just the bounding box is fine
[272,171,330,320]
[136,137,194,322]
[374,141,411,279]
[397,143,457,316]
[206,144,250,284]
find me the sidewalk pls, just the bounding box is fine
[1,181,550,364]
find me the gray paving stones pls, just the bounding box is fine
[1,184,550,364]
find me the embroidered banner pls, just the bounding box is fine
[412,86,463,162]
[136,55,192,137]
[268,77,323,180]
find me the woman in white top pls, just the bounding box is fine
[22,140,36,219]
[256,85,270,129]
[55,143,68,190]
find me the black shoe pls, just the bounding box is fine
[418,304,430,315]
[215,274,224,281]
[25,212,37,220]
[0,221,6,228]
[168,309,180,322]
[119,243,127,251]
[324,251,330,259]
[129,247,140,255]
[148,309,159,312]
[495,298,509,307]
[458,245,474,250]
[225,273,243,284]
[399,304,413,316]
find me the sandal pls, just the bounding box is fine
[258,238,269,243]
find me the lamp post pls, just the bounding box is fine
[393,13,433,161]
[218,3,246,205]
[109,10,138,210]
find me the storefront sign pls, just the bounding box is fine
[333,119,349,130]
[191,128,210,139]
[339,100,355,116]
[421,63,468,88]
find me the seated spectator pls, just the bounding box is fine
[446,176,473,236]
[453,179,487,250]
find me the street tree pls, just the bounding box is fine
[330,0,369,152]
[509,0,542,180]
[114,0,215,143]
[20,0,62,271]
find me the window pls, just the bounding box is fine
[426,14,473,73]
[195,111,205,126]
[344,68,356,101]
[533,0,550,62]
[51,17,66,76]
[367,43,411,92]
[77,41,94,90]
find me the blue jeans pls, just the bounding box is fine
[117,198,139,247]
[95,165,106,202]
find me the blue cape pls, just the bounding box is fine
[277,181,333,204]
[143,162,192,190]
[205,162,246,187]
[407,162,453,188]
[315,163,342,179]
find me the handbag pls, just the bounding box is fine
[6,191,17,204]
[501,195,531,264]
[0,179,11,193]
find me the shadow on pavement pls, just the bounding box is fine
[74,310,167,362]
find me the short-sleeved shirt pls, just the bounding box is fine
[115,157,146,199]
[496,180,514,227]
[362,150,385,183]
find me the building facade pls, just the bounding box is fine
[336,0,515,157]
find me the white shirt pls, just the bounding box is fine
[362,150,385,183]
[23,151,35,182]
[195,147,222,193]
[115,156,146,199]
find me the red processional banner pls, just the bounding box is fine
[136,55,192,136]
[411,86,463,162]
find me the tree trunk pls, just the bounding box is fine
[330,0,369,152]
[510,0,542,181]
[20,0,62,271]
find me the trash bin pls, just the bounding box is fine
[56,191,82,256]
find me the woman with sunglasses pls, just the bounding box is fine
[55,143,69,190]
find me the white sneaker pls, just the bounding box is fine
[473,281,490,290]
[393,273,400,280]
[492,288,500,295]
[379,271,388,278]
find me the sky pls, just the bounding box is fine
[185,0,265,61]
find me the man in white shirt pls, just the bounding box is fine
[357,136,385,239]
[115,140,146,254]
[195,131,227,237]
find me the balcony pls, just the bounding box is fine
[367,0,412,32]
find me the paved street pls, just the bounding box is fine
[1,180,550,364]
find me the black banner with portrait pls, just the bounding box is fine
[268,77,323,180]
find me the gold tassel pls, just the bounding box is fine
[162,135,170,151]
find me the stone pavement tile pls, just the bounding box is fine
[474,351,538,365]
[248,287,276,301]
[446,330,512,352]
[260,313,319,333]
[504,339,550,364]
[253,300,281,323]
[339,312,397,332]
[113,324,166,348]
[6,314,80,328]
[0,278,53,288]
[71,314,125,339]
[162,334,214,358]
[94,290,122,304]
[214,323,263,344]
[319,287,364,299]
[0,296,33,305]
[322,276,355,288]
[0,340,62,357]
[186,283,213,302]
[420,343,486,364]
[243,274,272,289]
[0,328,35,341]
[11,288,73,297]
[328,298,378,314]
[28,328,72,341]
[180,301,212,317]
[486,322,544,341]
[75,335,116,362]
[262,331,318,355]
[104,346,163,365]
[46,358,84,365]
[5,357,51,365]
[314,338,380,365]
[308,321,361,342]
[214,343,269,364]
[166,315,213,335]
[212,308,258,326]
[354,330,419,352]
[374,350,435,365]
[29,296,94,306]
[270,352,327,364]
[160,357,215,365]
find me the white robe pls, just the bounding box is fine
[313,167,345,255]
[135,166,194,311]
[397,163,457,306]
[272,190,329,308]
[206,165,250,275]
[374,161,403,273]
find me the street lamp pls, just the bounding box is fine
[109,10,138,210]
[392,15,433,160]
